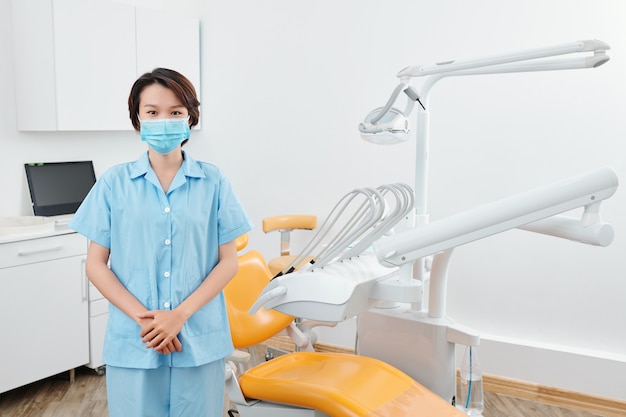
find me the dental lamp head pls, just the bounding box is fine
[358,106,410,145]
[358,83,423,145]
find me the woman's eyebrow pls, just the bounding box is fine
[141,104,186,110]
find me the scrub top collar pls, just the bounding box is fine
[129,151,207,195]
[129,150,206,179]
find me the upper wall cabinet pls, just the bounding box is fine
[12,0,200,131]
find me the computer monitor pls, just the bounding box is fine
[24,161,96,217]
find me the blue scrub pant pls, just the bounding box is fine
[106,361,225,417]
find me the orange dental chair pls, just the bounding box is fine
[223,235,465,417]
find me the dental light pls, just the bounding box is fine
[358,39,611,280]
[357,83,425,144]
[359,40,610,145]
[349,40,617,403]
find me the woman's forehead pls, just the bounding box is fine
[140,84,184,108]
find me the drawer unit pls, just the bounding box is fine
[0,231,89,394]
[90,296,109,317]
[0,232,86,269]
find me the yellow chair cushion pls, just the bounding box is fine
[238,352,466,417]
[224,250,295,348]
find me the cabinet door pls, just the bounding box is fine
[0,256,89,393]
[12,0,57,131]
[52,0,137,130]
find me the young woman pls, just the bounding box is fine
[70,68,253,416]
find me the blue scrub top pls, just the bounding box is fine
[69,151,253,369]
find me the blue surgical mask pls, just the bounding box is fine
[140,118,191,155]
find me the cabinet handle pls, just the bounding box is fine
[81,258,88,301]
[17,245,63,256]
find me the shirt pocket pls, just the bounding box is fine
[108,305,141,338]
[182,268,224,336]
[107,267,153,339]
[184,298,224,336]
[126,267,153,309]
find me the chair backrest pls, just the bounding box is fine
[224,248,295,349]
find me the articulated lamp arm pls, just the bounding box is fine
[397,39,609,78]
[359,40,610,140]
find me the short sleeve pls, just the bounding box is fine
[69,173,112,248]
[217,174,253,245]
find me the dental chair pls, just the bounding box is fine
[223,235,465,417]
[262,214,317,276]
[226,234,328,353]
[224,237,295,350]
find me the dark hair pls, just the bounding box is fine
[128,68,200,133]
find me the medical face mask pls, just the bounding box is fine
[140,118,191,155]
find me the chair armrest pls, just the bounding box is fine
[262,215,317,233]
[227,349,252,364]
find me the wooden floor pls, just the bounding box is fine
[0,365,606,417]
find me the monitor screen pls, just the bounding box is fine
[24,161,96,216]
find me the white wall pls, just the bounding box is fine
[2,0,625,401]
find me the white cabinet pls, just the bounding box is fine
[51,0,138,131]
[12,0,200,131]
[0,232,89,394]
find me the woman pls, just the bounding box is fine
[70,68,253,416]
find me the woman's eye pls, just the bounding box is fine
[171,111,182,116]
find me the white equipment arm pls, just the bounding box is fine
[374,167,617,267]
[251,167,618,322]
[396,40,610,78]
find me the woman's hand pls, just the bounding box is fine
[137,310,185,354]
[86,242,181,353]
[136,241,239,355]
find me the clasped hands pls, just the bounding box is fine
[137,309,186,355]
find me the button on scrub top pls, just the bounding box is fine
[69,151,253,369]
